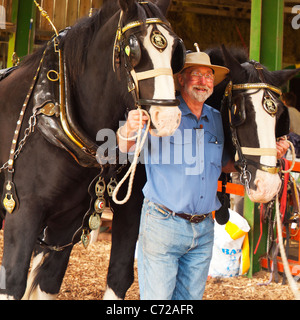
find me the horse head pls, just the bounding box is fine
[221,46,300,203]
[64,0,183,141]
[116,0,184,136]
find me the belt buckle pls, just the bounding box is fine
[190,214,208,223]
[190,214,200,223]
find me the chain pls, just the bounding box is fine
[240,164,251,195]
[0,111,38,173]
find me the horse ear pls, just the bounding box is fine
[152,0,171,15]
[269,68,300,87]
[119,0,136,13]
[221,44,247,82]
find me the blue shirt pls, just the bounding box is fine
[142,95,226,214]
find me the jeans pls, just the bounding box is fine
[138,199,214,300]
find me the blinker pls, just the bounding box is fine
[230,94,246,127]
[125,35,141,68]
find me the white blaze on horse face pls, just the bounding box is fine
[248,90,281,203]
[142,25,181,137]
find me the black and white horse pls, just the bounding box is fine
[206,46,299,203]
[0,0,184,300]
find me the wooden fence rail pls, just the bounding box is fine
[36,0,103,39]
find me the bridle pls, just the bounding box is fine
[223,61,283,192]
[113,1,185,109]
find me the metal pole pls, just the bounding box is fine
[260,0,284,71]
[249,0,262,62]
[14,0,36,59]
[246,0,284,277]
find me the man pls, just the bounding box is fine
[117,49,288,300]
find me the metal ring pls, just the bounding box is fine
[47,70,59,82]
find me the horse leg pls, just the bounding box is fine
[22,208,87,300]
[0,203,43,300]
[22,245,73,300]
[104,164,146,300]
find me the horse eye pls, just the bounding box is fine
[126,35,141,67]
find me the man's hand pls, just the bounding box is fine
[117,110,149,153]
[125,110,150,137]
[276,137,290,159]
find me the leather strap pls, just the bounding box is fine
[240,147,277,157]
[155,202,210,224]
[135,68,173,81]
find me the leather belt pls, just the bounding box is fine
[176,213,210,223]
[155,202,210,224]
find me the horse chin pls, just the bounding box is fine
[149,106,181,137]
[248,170,282,203]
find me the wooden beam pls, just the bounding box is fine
[169,4,251,19]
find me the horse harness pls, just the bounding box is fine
[223,60,283,193]
[0,1,185,250]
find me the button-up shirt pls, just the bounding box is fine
[142,95,227,214]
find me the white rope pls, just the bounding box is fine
[281,139,296,173]
[112,108,150,205]
[275,195,300,300]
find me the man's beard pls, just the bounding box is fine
[185,84,213,103]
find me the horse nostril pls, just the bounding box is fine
[152,110,160,127]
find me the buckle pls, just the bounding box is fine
[189,215,198,223]
[189,214,207,223]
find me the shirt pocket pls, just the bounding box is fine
[170,130,204,175]
[205,131,224,170]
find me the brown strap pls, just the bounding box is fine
[7,46,48,171]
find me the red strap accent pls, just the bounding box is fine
[280,158,290,222]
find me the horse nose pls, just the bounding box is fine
[250,172,282,203]
[150,106,181,137]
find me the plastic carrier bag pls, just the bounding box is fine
[209,209,250,278]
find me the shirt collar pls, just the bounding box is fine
[178,95,210,121]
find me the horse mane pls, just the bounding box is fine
[206,46,289,88]
[59,0,152,84]
[60,7,113,83]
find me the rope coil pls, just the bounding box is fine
[112,108,151,205]
[281,138,296,174]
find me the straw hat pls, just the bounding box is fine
[175,44,229,88]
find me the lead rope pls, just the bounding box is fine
[112,108,151,205]
[275,195,300,300]
[281,136,296,174]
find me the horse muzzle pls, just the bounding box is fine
[148,106,181,137]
